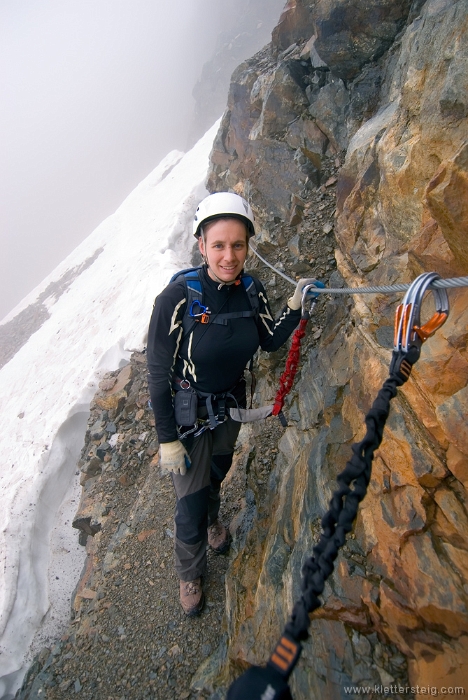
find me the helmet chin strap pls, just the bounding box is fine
[201,230,238,290]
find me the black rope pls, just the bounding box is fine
[227,348,419,700]
[284,374,400,641]
[280,346,421,645]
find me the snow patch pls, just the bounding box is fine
[0,120,219,696]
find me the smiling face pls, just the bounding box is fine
[198,217,248,283]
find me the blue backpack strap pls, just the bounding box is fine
[169,267,204,339]
[241,274,260,320]
[184,271,203,299]
[170,267,203,293]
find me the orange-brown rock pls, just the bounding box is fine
[399,533,468,637]
[408,637,468,695]
[426,144,468,271]
[94,364,132,413]
[446,443,468,488]
[432,485,468,550]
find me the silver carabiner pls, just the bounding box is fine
[393,272,449,353]
[301,282,322,319]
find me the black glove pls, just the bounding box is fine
[226,665,293,700]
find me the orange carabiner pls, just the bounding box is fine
[394,272,449,353]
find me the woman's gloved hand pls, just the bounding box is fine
[287,278,318,310]
[159,440,189,475]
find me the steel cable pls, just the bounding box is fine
[250,243,468,295]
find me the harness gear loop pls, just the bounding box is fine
[272,282,324,424]
[391,272,449,384]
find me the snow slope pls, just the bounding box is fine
[0,120,219,698]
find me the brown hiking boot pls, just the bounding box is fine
[179,578,204,616]
[207,519,230,554]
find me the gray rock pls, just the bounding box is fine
[314,0,413,81]
[309,78,350,150]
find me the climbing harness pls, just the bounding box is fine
[173,376,241,437]
[227,273,452,700]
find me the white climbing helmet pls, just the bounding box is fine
[193,192,255,238]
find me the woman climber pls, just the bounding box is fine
[147,191,315,615]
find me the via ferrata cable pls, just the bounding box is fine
[249,242,468,295]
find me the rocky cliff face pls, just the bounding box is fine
[187,0,286,148]
[204,0,468,695]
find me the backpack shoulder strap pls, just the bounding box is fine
[170,266,202,289]
[241,274,260,319]
[170,267,204,339]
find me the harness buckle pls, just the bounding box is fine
[393,272,449,353]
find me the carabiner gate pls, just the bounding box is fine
[301,281,325,319]
[393,272,449,353]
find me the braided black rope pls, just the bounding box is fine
[284,371,403,642]
[227,351,419,698]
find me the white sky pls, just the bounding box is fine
[0,121,218,698]
[0,0,244,320]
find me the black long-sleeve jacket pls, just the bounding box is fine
[147,266,300,443]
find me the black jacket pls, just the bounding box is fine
[147,266,300,443]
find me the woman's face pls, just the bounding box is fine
[199,218,248,283]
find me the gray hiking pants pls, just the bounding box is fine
[171,415,241,581]
[172,418,241,581]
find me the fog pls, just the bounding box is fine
[0,0,284,322]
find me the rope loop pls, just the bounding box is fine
[272,318,308,417]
